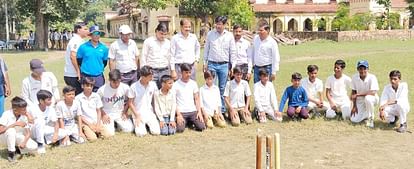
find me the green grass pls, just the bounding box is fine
[0,39,413,168]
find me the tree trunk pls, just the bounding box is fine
[34,0,47,50]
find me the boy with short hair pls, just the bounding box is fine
[379,70,409,132]
[254,68,282,123]
[325,60,352,119]
[154,75,177,135]
[29,90,68,154]
[301,65,329,117]
[279,73,309,120]
[98,69,134,136]
[224,66,252,126]
[55,86,85,145]
[350,60,379,128]
[76,77,111,141]
[0,97,37,162]
[199,70,226,128]
[128,66,161,136]
[175,63,205,132]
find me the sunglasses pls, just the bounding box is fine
[91,31,101,36]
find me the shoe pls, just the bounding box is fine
[397,123,407,133]
[390,116,399,126]
[7,151,16,162]
[37,144,46,154]
[366,118,374,128]
[15,146,21,155]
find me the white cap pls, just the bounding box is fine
[119,25,133,34]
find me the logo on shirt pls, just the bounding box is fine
[103,95,126,105]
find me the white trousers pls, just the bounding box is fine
[0,128,37,153]
[384,103,409,124]
[350,95,378,123]
[326,97,351,119]
[134,114,160,137]
[103,114,134,136]
[308,101,330,112]
[259,105,282,122]
[64,124,85,143]
[32,123,67,144]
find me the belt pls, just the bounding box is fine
[209,60,228,64]
[254,64,271,68]
[121,70,137,75]
[176,62,195,67]
[152,67,169,71]
[81,72,103,77]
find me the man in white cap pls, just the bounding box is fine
[109,25,140,86]
[63,23,89,95]
[21,59,60,106]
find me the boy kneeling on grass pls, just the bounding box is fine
[56,86,86,145]
[199,70,226,129]
[379,70,410,133]
[154,75,177,135]
[0,97,37,162]
[29,90,68,154]
[279,72,309,121]
[76,77,111,141]
[254,68,282,123]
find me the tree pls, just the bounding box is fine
[376,0,391,30]
[16,0,87,50]
[118,0,180,12]
[179,0,218,24]
[216,0,255,29]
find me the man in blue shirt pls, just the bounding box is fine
[77,26,109,92]
[279,72,309,120]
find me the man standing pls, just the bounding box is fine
[251,24,280,83]
[231,24,252,81]
[141,23,171,88]
[350,60,379,128]
[170,19,200,81]
[109,25,140,86]
[203,16,236,113]
[64,23,89,95]
[77,25,109,92]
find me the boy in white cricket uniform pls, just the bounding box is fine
[325,60,352,119]
[379,70,410,132]
[21,59,60,106]
[0,97,37,162]
[56,86,85,144]
[199,70,226,128]
[301,65,329,117]
[29,90,68,154]
[254,68,282,123]
[224,66,253,126]
[128,66,160,136]
[350,60,379,128]
[76,77,111,141]
[98,69,134,136]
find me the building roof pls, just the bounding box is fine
[253,3,338,13]
[391,0,409,9]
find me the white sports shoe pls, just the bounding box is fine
[37,145,46,154]
[366,118,374,128]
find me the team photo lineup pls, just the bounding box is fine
[0,16,410,163]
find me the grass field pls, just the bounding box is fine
[0,39,413,168]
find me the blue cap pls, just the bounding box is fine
[89,25,105,36]
[357,60,369,68]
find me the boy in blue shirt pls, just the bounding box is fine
[279,72,309,120]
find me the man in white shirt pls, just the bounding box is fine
[64,23,89,95]
[224,66,252,126]
[301,65,329,117]
[170,19,200,81]
[251,24,280,84]
[141,23,171,89]
[175,63,205,132]
[350,60,379,128]
[109,25,140,86]
[0,97,37,162]
[325,60,352,120]
[98,69,134,136]
[203,16,236,113]
[28,30,35,50]
[379,70,410,132]
[232,24,252,82]
[128,66,161,136]
[21,59,60,106]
